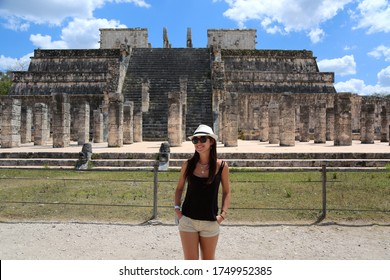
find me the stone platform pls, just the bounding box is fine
[0,140,389,170]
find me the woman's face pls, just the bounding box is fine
[192,136,213,154]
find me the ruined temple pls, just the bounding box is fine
[2,28,390,148]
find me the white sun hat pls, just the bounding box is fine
[188,124,218,141]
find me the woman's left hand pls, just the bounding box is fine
[216,215,224,224]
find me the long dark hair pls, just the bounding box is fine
[185,137,217,184]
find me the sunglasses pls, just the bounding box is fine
[191,136,208,144]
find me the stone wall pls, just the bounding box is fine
[99,28,149,49]
[207,29,257,50]
[9,49,120,96]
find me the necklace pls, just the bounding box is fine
[198,162,209,174]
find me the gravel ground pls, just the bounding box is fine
[1,221,389,260]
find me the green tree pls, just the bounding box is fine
[0,71,12,96]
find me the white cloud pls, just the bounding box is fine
[378,66,390,86]
[343,45,357,51]
[0,0,147,71]
[56,18,126,49]
[335,78,390,95]
[0,0,150,28]
[319,55,390,95]
[335,66,390,95]
[0,53,33,71]
[317,55,356,76]
[30,34,68,49]
[220,0,353,43]
[368,45,390,61]
[334,78,366,93]
[29,18,126,49]
[352,0,390,33]
[308,28,325,44]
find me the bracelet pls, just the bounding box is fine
[174,205,180,210]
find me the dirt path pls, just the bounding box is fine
[1,221,389,260]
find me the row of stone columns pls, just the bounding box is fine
[1,91,389,148]
[217,92,390,147]
[0,94,108,148]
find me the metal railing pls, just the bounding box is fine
[0,165,389,223]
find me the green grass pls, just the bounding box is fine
[0,169,389,224]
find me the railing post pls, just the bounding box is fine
[152,163,159,220]
[321,164,327,220]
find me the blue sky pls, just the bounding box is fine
[0,0,389,95]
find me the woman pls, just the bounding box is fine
[174,124,231,260]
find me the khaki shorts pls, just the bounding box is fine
[178,215,220,237]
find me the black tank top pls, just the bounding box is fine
[181,161,225,221]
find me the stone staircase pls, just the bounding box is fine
[122,48,213,140]
[0,151,389,170]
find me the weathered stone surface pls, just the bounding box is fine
[268,100,280,144]
[314,101,326,144]
[279,93,295,146]
[299,105,310,142]
[123,101,134,144]
[77,101,90,145]
[380,104,389,142]
[334,93,352,146]
[93,109,104,143]
[259,104,269,142]
[33,103,49,146]
[326,107,334,141]
[52,93,70,148]
[360,102,375,144]
[167,91,182,147]
[107,93,123,147]
[1,98,21,148]
[223,91,239,147]
[20,105,32,144]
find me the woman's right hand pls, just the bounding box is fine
[175,209,183,220]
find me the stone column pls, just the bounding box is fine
[77,101,90,145]
[268,100,279,144]
[360,102,375,144]
[314,101,326,143]
[380,105,389,142]
[180,77,188,141]
[20,105,32,144]
[93,109,104,143]
[326,108,334,141]
[133,107,143,142]
[52,93,70,148]
[223,91,239,147]
[34,103,49,146]
[168,91,182,147]
[295,107,300,141]
[102,104,109,142]
[299,105,310,142]
[219,101,226,144]
[211,50,225,141]
[334,93,352,146]
[141,80,150,113]
[259,104,269,142]
[70,107,78,141]
[123,101,134,144]
[279,93,295,146]
[1,98,21,148]
[108,92,123,147]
